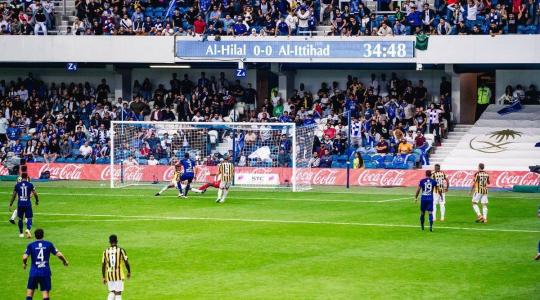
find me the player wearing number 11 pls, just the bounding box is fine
[9,173,39,238]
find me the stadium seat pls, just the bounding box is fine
[139,159,148,165]
[338,155,348,162]
[331,161,340,168]
[159,158,169,165]
[56,158,65,163]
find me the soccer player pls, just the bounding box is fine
[102,234,131,300]
[191,175,221,194]
[9,165,29,224]
[431,164,449,221]
[216,156,234,203]
[23,228,69,300]
[470,163,490,223]
[414,170,438,232]
[155,158,182,196]
[9,173,39,238]
[178,153,196,198]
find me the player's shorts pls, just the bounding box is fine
[219,181,232,189]
[472,193,488,204]
[107,280,124,292]
[420,200,433,212]
[180,173,194,183]
[433,193,445,204]
[27,275,51,291]
[17,206,33,219]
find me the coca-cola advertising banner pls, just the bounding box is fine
[26,163,540,189]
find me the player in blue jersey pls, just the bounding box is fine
[414,170,439,232]
[178,153,197,198]
[23,228,69,300]
[9,173,39,238]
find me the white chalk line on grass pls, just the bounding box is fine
[0,191,408,204]
[25,212,540,234]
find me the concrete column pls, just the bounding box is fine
[277,71,296,101]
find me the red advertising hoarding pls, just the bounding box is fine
[25,163,540,189]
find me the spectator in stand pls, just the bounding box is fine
[319,149,333,168]
[377,23,394,36]
[79,141,93,159]
[407,5,423,33]
[398,138,413,154]
[34,8,47,35]
[393,20,406,35]
[309,151,320,167]
[376,137,389,154]
[297,7,310,35]
[148,155,159,165]
[421,3,436,32]
[437,18,452,35]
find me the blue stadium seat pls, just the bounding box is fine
[66,157,76,163]
[159,158,169,165]
[56,157,65,163]
[139,159,148,165]
[331,161,340,168]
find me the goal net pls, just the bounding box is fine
[110,121,316,191]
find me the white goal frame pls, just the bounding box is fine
[110,121,315,192]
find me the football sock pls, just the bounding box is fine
[222,190,229,201]
[184,184,191,196]
[114,295,122,300]
[217,189,223,200]
[428,214,433,230]
[200,183,210,191]
[18,219,23,233]
[473,204,481,217]
[158,185,169,194]
[420,213,425,230]
[26,296,32,300]
[482,206,488,220]
[180,184,186,195]
[440,204,446,220]
[108,292,115,300]
[10,209,17,220]
[43,298,49,300]
[26,218,32,230]
[537,240,540,253]
[177,182,183,194]
[433,204,438,220]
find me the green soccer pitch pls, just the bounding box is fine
[0,181,539,299]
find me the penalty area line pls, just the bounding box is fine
[30,212,540,234]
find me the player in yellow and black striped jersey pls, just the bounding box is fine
[216,156,234,203]
[102,234,131,299]
[431,164,449,221]
[155,158,183,196]
[470,163,490,223]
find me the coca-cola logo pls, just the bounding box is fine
[162,166,176,181]
[447,170,476,188]
[357,170,405,186]
[100,165,144,182]
[312,169,339,185]
[495,171,540,188]
[38,163,83,180]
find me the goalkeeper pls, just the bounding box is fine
[191,174,221,194]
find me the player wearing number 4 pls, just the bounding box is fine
[9,173,39,238]
[23,228,69,300]
[415,170,439,232]
[102,234,131,300]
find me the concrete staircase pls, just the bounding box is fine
[428,124,473,166]
[48,0,76,34]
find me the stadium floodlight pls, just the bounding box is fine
[110,121,316,192]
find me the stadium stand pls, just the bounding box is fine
[437,105,540,171]
[0,0,539,35]
[0,72,451,170]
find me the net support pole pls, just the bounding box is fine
[291,124,297,192]
[346,110,351,189]
[110,123,115,188]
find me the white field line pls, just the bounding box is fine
[0,191,407,204]
[26,212,540,233]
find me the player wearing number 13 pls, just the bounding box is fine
[415,170,439,232]
[9,173,39,239]
[102,234,131,300]
[23,228,69,300]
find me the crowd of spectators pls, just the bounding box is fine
[0,0,539,36]
[0,71,451,171]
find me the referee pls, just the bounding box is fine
[102,235,131,300]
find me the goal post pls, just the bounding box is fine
[110,121,316,191]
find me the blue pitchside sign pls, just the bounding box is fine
[176,40,415,60]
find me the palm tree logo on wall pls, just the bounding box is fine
[469,129,523,153]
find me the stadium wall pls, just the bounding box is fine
[1,36,539,64]
[25,163,540,189]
